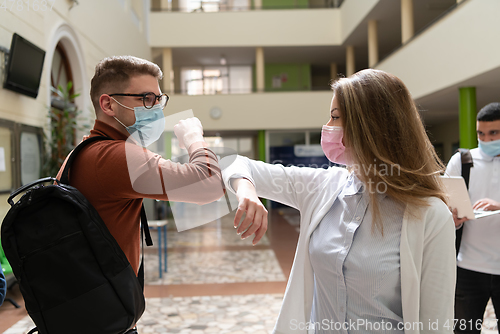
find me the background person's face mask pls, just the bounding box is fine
[321,125,350,165]
[112,97,165,147]
[479,138,500,157]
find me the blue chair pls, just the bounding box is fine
[0,261,6,306]
[147,220,168,279]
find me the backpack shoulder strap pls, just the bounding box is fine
[58,135,153,285]
[457,148,474,190]
[138,205,153,289]
[455,148,473,255]
[59,136,113,185]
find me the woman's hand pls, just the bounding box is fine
[473,198,500,211]
[232,178,268,245]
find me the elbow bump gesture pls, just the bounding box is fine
[174,117,204,149]
[234,179,269,246]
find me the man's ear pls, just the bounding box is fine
[99,94,116,117]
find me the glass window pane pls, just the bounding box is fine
[0,194,11,226]
[310,131,321,145]
[0,127,13,191]
[269,132,306,147]
[229,66,252,94]
[203,69,221,95]
[231,0,249,10]
[204,68,228,95]
[181,68,203,95]
[20,132,41,185]
[222,138,238,152]
[239,138,253,153]
[202,1,220,12]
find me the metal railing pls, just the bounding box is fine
[151,0,343,12]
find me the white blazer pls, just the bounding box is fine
[223,156,456,334]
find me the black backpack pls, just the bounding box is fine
[1,136,153,334]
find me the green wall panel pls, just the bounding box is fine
[262,0,309,8]
[264,63,311,91]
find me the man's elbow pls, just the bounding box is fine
[196,177,225,205]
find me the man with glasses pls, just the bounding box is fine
[56,56,224,333]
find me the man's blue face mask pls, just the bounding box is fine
[111,97,165,147]
[479,138,500,157]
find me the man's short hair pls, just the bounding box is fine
[477,102,500,122]
[90,56,163,112]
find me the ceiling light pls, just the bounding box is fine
[220,55,227,65]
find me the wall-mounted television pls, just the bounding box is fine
[3,33,46,99]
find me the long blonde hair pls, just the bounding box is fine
[331,69,447,232]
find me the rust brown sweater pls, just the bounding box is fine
[57,120,223,274]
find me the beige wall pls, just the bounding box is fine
[376,0,500,100]
[150,0,381,48]
[150,0,382,48]
[166,91,333,131]
[340,0,379,42]
[0,0,152,222]
[150,9,341,47]
[0,0,151,130]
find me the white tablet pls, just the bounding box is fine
[441,176,475,219]
[441,176,500,220]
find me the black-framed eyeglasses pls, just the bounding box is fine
[109,92,169,109]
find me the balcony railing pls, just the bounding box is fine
[151,0,343,12]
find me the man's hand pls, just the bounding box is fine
[451,208,469,228]
[173,117,204,149]
[232,178,268,245]
[473,198,500,211]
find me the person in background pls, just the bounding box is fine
[223,69,456,333]
[446,102,500,334]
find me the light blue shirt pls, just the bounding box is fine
[309,173,405,333]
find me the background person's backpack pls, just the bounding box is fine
[1,136,152,334]
[455,148,473,256]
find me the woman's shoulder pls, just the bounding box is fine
[294,165,350,191]
[416,196,454,236]
[246,156,349,180]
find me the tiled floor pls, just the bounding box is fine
[146,249,286,285]
[137,294,283,333]
[1,294,284,334]
[1,207,498,334]
[165,227,270,248]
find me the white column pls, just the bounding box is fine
[401,0,414,44]
[368,20,379,67]
[330,63,338,81]
[162,48,174,94]
[346,45,355,77]
[256,47,265,93]
[254,0,262,9]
